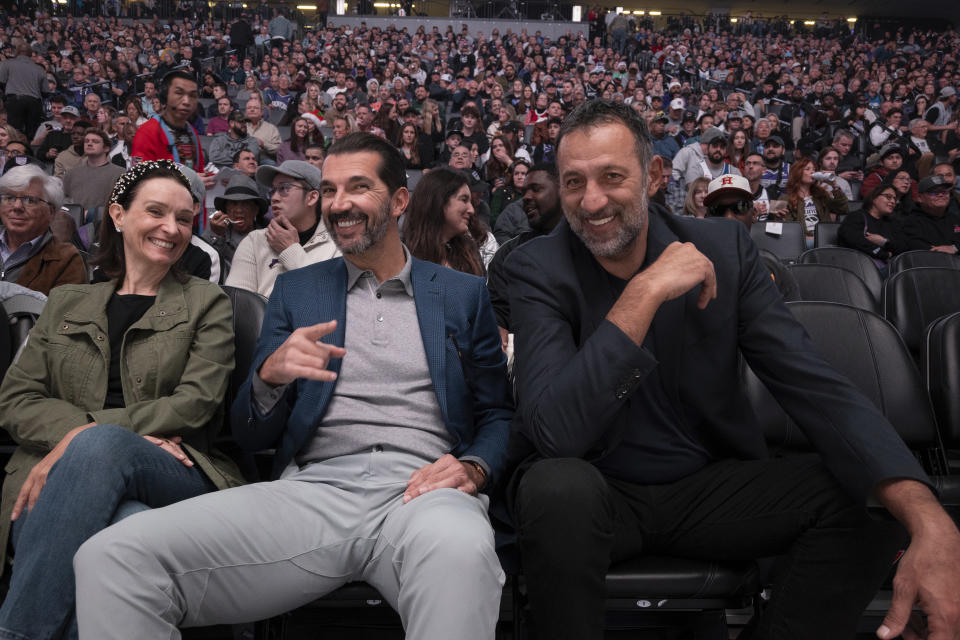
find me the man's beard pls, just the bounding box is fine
[566,189,648,259]
[326,201,392,255]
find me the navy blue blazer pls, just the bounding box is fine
[505,207,929,501]
[232,256,514,483]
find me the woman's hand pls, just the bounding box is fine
[865,232,888,247]
[12,423,95,521]
[143,435,194,467]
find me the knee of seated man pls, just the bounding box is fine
[74,523,139,582]
[516,457,609,517]
[401,490,497,563]
[768,456,873,529]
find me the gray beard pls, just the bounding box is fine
[568,191,648,259]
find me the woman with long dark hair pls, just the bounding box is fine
[726,129,749,174]
[374,101,400,145]
[398,123,426,169]
[276,116,312,164]
[484,135,515,187]
[124,95,148,127]
[889,169,918,215]
[404,167,485,277]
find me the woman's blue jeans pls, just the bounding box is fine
[0,425,215,640]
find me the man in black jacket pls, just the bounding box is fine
[487,163,561,350]
[506,100,960,640]
[228,15,254,62]
[902,175,960,254]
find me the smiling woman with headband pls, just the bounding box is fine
[0,159,244,639]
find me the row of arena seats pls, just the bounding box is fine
[749,220,845,263]
[749,217,960,270]
[757,247,960,362]
[2,269,959,637]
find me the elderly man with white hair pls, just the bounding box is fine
[0,164,87,294]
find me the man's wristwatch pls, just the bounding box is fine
[463,460,487,489]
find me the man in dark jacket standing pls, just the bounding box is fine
[229,15,254,63]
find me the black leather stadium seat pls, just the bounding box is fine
[743,302,946,474]
[889,250,960,277]
[220,286,268,482]
[0,294,46,464]
[3,294,46,359]
[925,312,960,451]
[749,221,805,264]
[0,301,11,384]
[883,267,960,361]
[798,247,883,303]
[757,248,800,302]
[787,263,877,312]
[221,286,268,404]
[813,222,841,248]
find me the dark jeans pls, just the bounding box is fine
[4,95,42,140]
[0,425,215,640]
[514,456,905,640]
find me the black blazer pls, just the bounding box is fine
[505,206,928,501]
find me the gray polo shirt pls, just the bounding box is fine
[255,249,460,469]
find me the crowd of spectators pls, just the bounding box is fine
[1,6,959,293]
[3,7,960,639]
